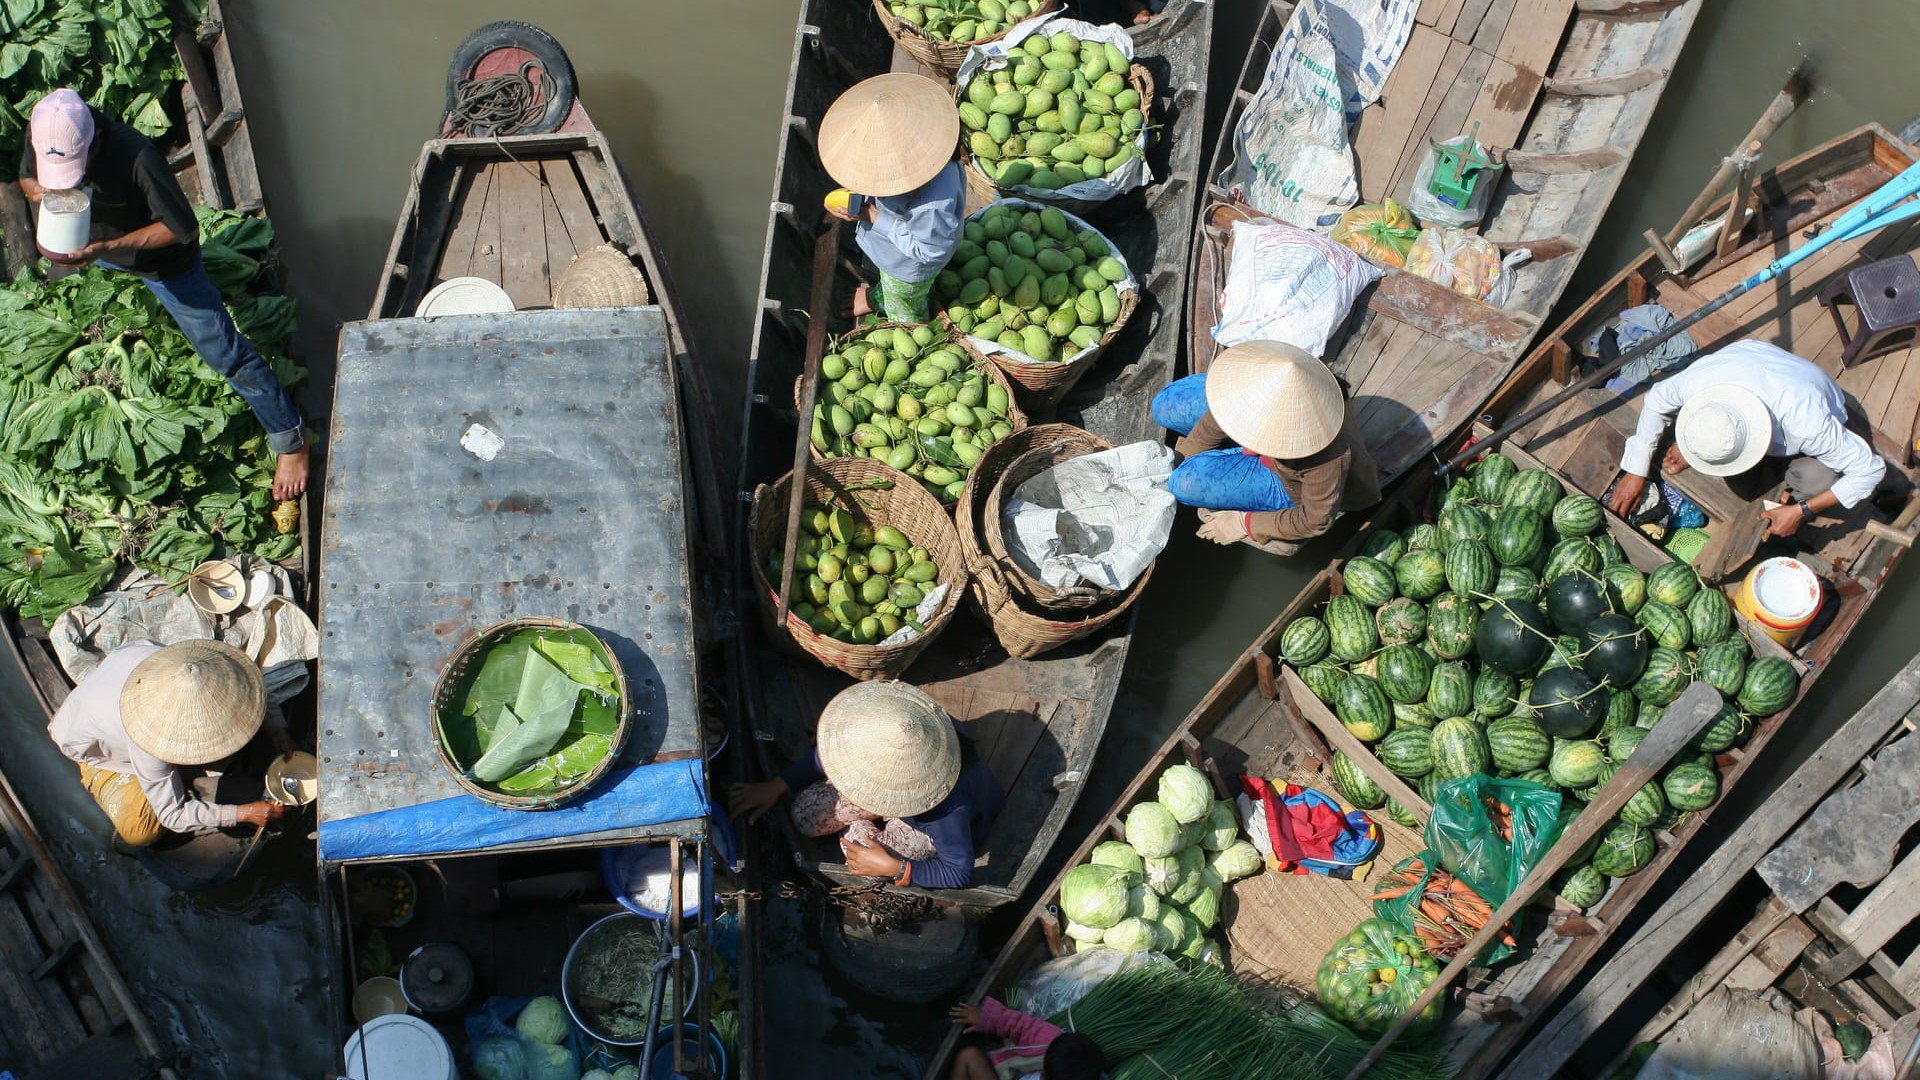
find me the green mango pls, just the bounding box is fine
[1034,109,1063,134]
[966,78,997,109]
[986,239,1009,266]
[951,239,983,264]
[1019,324,1053,361]
[1113,88,1140,113]
[988,266,1010,296]
[1094,71,1127,97]
[1045,309,1077,338]
[996,330,1025,351]
[1103,43,1128,74]
[1051,32,1078,53]
[1002,254,1028,289]
[1009,231,1036,259]
[1039,271,1071,307]
[1069,324,1102,349]
[961,254,990,279]
[989,90,1026,115]
[963,221,986,244]
[1079,52,1106,81]
[1035,248,1073,274]
[821,353,848,380]
[956,278,990,305]
[1075,289,1101,324]
[1023,87,1054,119]
[997,159,1036,186]
[988,112,1013,142]
[1121,108,1145,134]
[1099,285,1122,322]
[1021,35,1050,58]
[1085,89,1114,115]
[1058,94,1083,134]
[1050,140,1088,163]
[1096,257,1126,283]
[1078,112,1102,135]
[951,18,978,41]
[897,393,923,420]
[1079,131,1117,159]
[1053,163,1087,184]
[969,131,1001,161]
[975,315,1006,340]
[1012,58,1041,87]
[1079,156,1104,181]
[1030,169,1064,190]
[1079,231,1109,257]
[1026,132,1063,156]
[979,0,1005,19]
[884,358,912,385]
[958,102,988,131]
[1013,275,1041,309]
[1104,145,1138,172]
[1041,51,1077,71]
[1038,69,1072,95]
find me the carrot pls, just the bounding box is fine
[1419,897,1453,925]
[1371,882,1417,900]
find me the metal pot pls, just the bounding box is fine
[398,942,474,1015]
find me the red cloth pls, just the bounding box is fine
[1242,776,1349,865]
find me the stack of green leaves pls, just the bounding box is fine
[0,0,202,168]
[0,207,301,619]
[440,627,621,797]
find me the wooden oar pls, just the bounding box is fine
[774,213,846,627]
[1442,158,1920,479]
[1346,681,1725,1077]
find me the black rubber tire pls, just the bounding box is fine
[443,20,578,136]
[818,903,979,1005]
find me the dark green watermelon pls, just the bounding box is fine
[1300,662,1348,705]
[1491,507,1547,568]
[1335,674,1394,741]
[1591,822,1654,877]
[1539,634,1583,673]
[1427,662,1474,719]
[1530,666,1608,738]
[1579,613,1648,687]
[1599,688,1638,736]
[1325,594,1378,661]
[1378,728,1435,778]
[1430,717,1490,782]
[1557,864,1607,908]
[1663,761,1719,811]
[1404,523,1448,553]
[1607,724,1648,761]
[1636,600,1691,650]
[1546,571,1613,634]
[1475,597,1552,674]
[1392,701,1437,730]
[1487,715,1552,771]
[1697,640,1748,697]
[1548,739,1609,788]
[1618,781,1669,828]
[1691,702,1749,753]
[1593,532,1627,567]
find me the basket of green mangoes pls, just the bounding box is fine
[871,0,1060,76]
[751,456,969,680]
[797,321,1028,507]
[936,200,1137,411]
[955,21,1153,212]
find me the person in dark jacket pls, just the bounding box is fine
[728,681,1004,889]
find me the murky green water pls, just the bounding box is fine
[7,1,1920,1076]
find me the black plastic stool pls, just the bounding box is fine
[1818,254,1920,366]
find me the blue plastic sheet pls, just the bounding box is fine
[317,759,708,864]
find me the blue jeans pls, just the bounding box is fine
[115,257,305,454]
[1153,373,1295,512]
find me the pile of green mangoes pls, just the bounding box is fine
[810,324,1017,504]
[769,504,943,644]
[935,202,1127,364]
[959,30,1146,192]
[885,0,1037,43]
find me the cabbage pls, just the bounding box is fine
[1180,817,1205,848]
[516,996,571,1045]
[1102,916,1158,952]
[613,1067,640,1080]
[527,1040,578,1080]
[1061,863,1134,929]
[1168,847,1208,904]
[1157,764,1213,824]
[1200,800,1240,851]
[1180,924,1210,959]
[1154,907,1192,953]
[1183,872,1222,929]
[1209,840,1265,883]
[1090,840,1145,876]
[473,1038,528,1080]
[1064,919,1105,943]
[1142,855,1181,896]
[1075,938,1107,953]
[583,1071,615,1080]
[1127,884,1161,922]
[1124,801,1183,858]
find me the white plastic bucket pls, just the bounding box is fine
[35,188,90,260]
[341,1014,457,1080]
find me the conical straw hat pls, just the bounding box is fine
[817,681,960,818]
[120,640,266,766]
[553,243,651,308]
[819,74,959,198]
[1204,340,1347,459]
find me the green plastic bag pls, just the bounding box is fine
[1314,917,1444,1037]
[1422,775,1564,959]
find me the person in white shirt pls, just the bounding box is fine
[1606,339,1890,539]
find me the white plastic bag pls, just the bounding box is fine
[1003,441,1175,591]
[1211,219,1381,356]
[1404,227,1530,306]
[1006,948,1174,1020]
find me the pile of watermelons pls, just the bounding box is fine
[1281,451,1801,913]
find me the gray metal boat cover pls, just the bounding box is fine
[315,307,703,860]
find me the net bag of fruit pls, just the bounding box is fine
[1314,917,1444,1037]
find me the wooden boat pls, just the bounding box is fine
[929,124,1920,1077]
[1192,0,1701,486]
[730,0,1214,996]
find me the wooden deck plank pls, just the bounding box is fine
[1467,0,1522,55]
[1462,52,1545,154]
[1449,0,1502,44]
[1874,345,1920,451]
[1430,0,1470,36]
[1332,307,1401,392]
[544,159,604,251]
[1494,0,1577,72]
[1387,39,1479,197]
[1561,422,1628,496]
[1354,26,1454,203]
[1860,350,1913,430]
[982,700,1057,797]
[542,184,578,301]
[436,162,490,284]
[1393,45,1498,199]
[496,160,550,310]
[470,162,504,286]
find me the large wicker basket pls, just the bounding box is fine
[795,321,1030,463]
[955,424,1153,659]
[751,456,969,680]
[870,0,1060,79]
[960,64,1156,217]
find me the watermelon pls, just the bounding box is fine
[1576,760,1619,801]
[1687,588,1733,645]
[1440,503,1494,546]
[1443,539,1497,599]
[1591,822,1656,877]
[1386,800,1419,828]
[1300,663,1347,704]
[1325,595,1379,661]
[1280,617,1331,666]
[1633,647,1692,706]
[1493,566,1540,603]
[1647,563,1701,608]
[1378,728,1435,778]
[1502,469,1564,517]
[1392,702,1437,730]
[1428,662,1474,719]
[1691,702,1748,753]
[1548,739,1608,788]
[1439,476,1475,513]
[1376,645,1434,705]
[1636,701,1665,729]
[1531,666,1607,738]
[1418,769,1444,805]
[1491,507,1547,567]
[1602,562,1647,615]
[1607,725,1648,761]
[1344,556,1399,608]
[1331,751,1386,809]
[1362,529,1407,567]
[1551,494,1605,537]
[1546,571,1613,635]
[1618,780,1669,827]
[1430,717,1491,782]
[1593,532,1627,567]
[1739,657,1799,715]
[1473,668,1520,718]
[1404,523,1448,553]
[1636,601,1691,650]
[1394,549,1448,602]
[1543,537,1604,583]
[1538,634,1583,673]
[1557,864,1606,908]
[1426,593,1480,660]
[1375,597,1429,646]
[1697,641,1749,697]
[1335,675,1394,741]
[1473,452,1517,503]
[1475,598,1552,674]
[1487,716,1552,771]
[1600,688,1638,736]
[1579,613,1648,687]
[1662,761,1719,811]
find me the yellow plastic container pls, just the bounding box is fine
[1733,556,1822,645]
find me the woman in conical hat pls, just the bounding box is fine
[729,681,1005,889]
[818,73,964,323]
[1150,341,1382,555]
[46,639,295,849]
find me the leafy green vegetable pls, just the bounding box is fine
[441,627,623,797]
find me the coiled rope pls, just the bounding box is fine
[447,59,556,138]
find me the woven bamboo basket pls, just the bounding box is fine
[429,615,632,810]
[870,0,1060,78]
[552,243,651,308]
[959,64,1155,217]
[955,424,1153,659]
[750,456,969,680]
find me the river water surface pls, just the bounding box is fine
[9,1,1920,1076]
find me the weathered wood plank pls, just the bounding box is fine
[436,162,490,284]
[1494,0,1576,72]
[495,160,550,310]
[1354,26,1455,203]
[1366,271,1537,359]
[1758,729,1920,913]
[1462,53,1544,154]
[544,159,603,251]
[1386,39,1478,197]
[470,163,504,287]
[1281,667,1433,815]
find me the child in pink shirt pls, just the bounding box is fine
[945,997,1105,1080]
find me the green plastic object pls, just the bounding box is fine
[1427,123,1498,209]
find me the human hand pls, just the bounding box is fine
[48,241,98,267]
[727,779,788,824]
[840,835,903,879]
[1759,502,1807,539]
[948,1003,982,1031]
[1607,474,1647,517]
[1132,8,1154,23]
[1662,444,1689,475]
[1196,510,1247,545]
[236,800,285,828]
[825,201,857,223]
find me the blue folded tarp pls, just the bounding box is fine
[317,758,708,863]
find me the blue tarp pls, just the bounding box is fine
[317,759,708,864]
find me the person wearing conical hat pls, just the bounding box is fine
[728,681,1004,889]
[47,640,293,848]
[1150,341,1381,555]
[1607,340,1896,539]
[819,73,965,324]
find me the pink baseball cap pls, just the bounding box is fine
[30,89,94,191]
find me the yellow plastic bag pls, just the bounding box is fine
[1330,199,1420,269]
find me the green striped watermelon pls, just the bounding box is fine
[1473,668,1520,718]
[1636,700,1665,729]
[1428,662,1474,719]
[1600,688,1638,736]
[1394,549,1449,602]
[1697,641,1749,697]
[1473,452,1518,504]
[1739,657,1799,715]
[1375,598,1429,646]
[1591,822,1655,877]
[1557,864,1606,908]
[1280,616,1331,666]
[1593,532,1627,567]
[1343,557,1399,608]
[1494,565,1541,603]
[1646,563,1701,608]
[1379,728,1435,778]
[1551,494,1605,537]
[1405,523,1448,553]
[1491,507,1548,567]
[1636,601,1691,650]
[1362,529,1407,567]
[1353,654,1378,679]
[1325,595,1378,662]
[1607,725,1648,760]
[1440,503,1493,545]
[1439,476,1476,513]
[1633,646,1692,706]
[1376,644,1434,705]
[1430,717,1491,782]
[1549,739,1608,788]
[1619,780,1669,827]
[1538,634,1583,673]
[1300,662,1348,705]
[1427,593,1480,660]
[1691,702,1748,753]
[1663,761,1719,811]
[1386,800,1419,828]
[1331,751,1386,809]
[1576,760,1619,802]
[1602,562,1647,615]
[1487,716,1552,771]
[1445,539,1498,597]
[1687,588,1733,645]
[1543,537,1604,583]
[1392,702,1437,730]
[1335,675,1394,741]
[1502,469,1564,517]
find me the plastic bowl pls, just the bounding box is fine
[186,560,245,615]
[649,1024,726,1080]
[601,827,727,922]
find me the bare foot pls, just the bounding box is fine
[273,445,309,501]
[853,283,874,319]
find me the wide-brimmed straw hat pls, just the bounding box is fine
[1205,340,1347,459]
[1675,383,1772,477]
[120,640,266,766]
[817,681,960,819]
[819,74,958,197]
